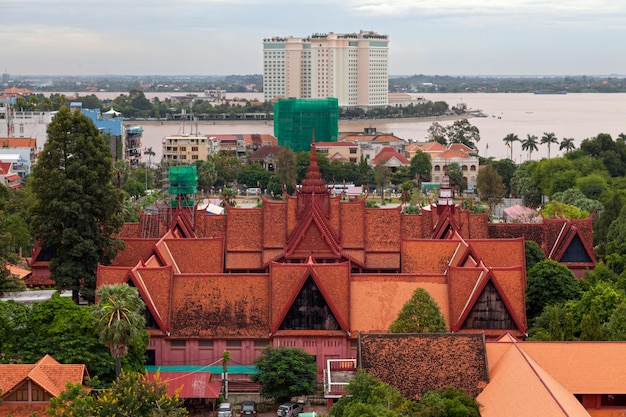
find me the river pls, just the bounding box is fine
[82,92,626,164]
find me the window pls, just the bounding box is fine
[191,146,198,151]
[254,340,269,348]
[180,146,186,151]
[349,148,357,154]
[192,155,198,160]
[470,165,477,171]
[226,340,242,347]
[171,340,186,348]
[434,165,441,172]
[199,340,214,348]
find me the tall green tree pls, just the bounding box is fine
[92,284,146,378]
[374,163,391,203]
[560,137,576,153]
[503,133,520,161]
[541,132,558,158]
[475,164,506,211]
[30,106,125,303]
[525,259,581,321]
[446,119,480,150]
[252,346,317,404]
[389,288,447,333]
[409,150,432,188]
[521,134,539,161]
[276,148,297,191]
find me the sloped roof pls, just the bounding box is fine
[372,147,410,165]
[417,141,448,153]
[359,333,489,399]
[478,339,590,417]
[448,143,475,153]
[0,354,88,399]
[437,149,472,159]
[0,137,37,148]
[248,145,285,161]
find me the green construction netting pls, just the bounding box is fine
[274,97,339,152]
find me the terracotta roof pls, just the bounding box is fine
[448,143,474,153]
[479,338,590,417]
[359,333,488,399]
[317,141,357,147]
[0,354,88,399]
[0,137,36,148]
[437,149,472,159]
[7,263,31,279]
[0,161,12,175]
[417,141,448,152]
[372,147,410,165]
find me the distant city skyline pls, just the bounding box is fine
[3,0,626,77]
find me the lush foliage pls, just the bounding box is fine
[330,370,481,417]
[389,288,447,333]
[30,106,125,303]
[47,372,188,417]
[525,259,582,322]
[252,346,317,403]
[0,294,147,385]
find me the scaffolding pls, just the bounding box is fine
[168,165,198,208]
[273,98,339,151]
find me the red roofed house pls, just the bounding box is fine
[0,354,89,417]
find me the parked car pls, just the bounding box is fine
[217,402,233,417]
[240,400,257,415]
[276,402,303,417]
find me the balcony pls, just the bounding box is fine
[324,359,357,398]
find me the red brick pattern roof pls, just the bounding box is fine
[359,333,488,399]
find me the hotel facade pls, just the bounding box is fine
[263,31,389,108]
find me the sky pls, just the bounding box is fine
[2,0,626,77]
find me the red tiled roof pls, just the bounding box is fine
[147,371,222,399]
[359,333,489,399]
[0,137,36,148]
[0,354,88,399]
[372,147,410,165]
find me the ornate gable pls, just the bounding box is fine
[270,257,350,334]
[284,140,343,260]
[449,264,526,337]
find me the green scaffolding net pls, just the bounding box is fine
[273,97,339,152]
[168,166,198,207]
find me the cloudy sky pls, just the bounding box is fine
[3,0,625,76]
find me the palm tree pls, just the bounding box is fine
[560,137,576,154]
[503,133,520,161]
[143,147,156,191]
[521,134,539,161]
[541,132,558,158]
[92,283,146,378]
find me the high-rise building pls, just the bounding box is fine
[263,30,389,108]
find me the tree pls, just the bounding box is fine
[409,150,431,188]
[541,132,558,158]
[502,133,520,161]
[415,387,481,417]
[521,134,539,161]
[607,302,626,341]
[560,137,576,153]
[525,259,581,321]
[524,240,546,271]
[30,106,125,303]
[446,162,464,195]
[389,288,447,333]
[475,164,506,211]
[276,148,297,191]
[330,369,410,417]
[92,284,146,378]
[252,346,317,404]
[427,122,447,145]
[446,119,480,150]
[374,163,391,203]
[195,159,218,194]
[48,372,188,417]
